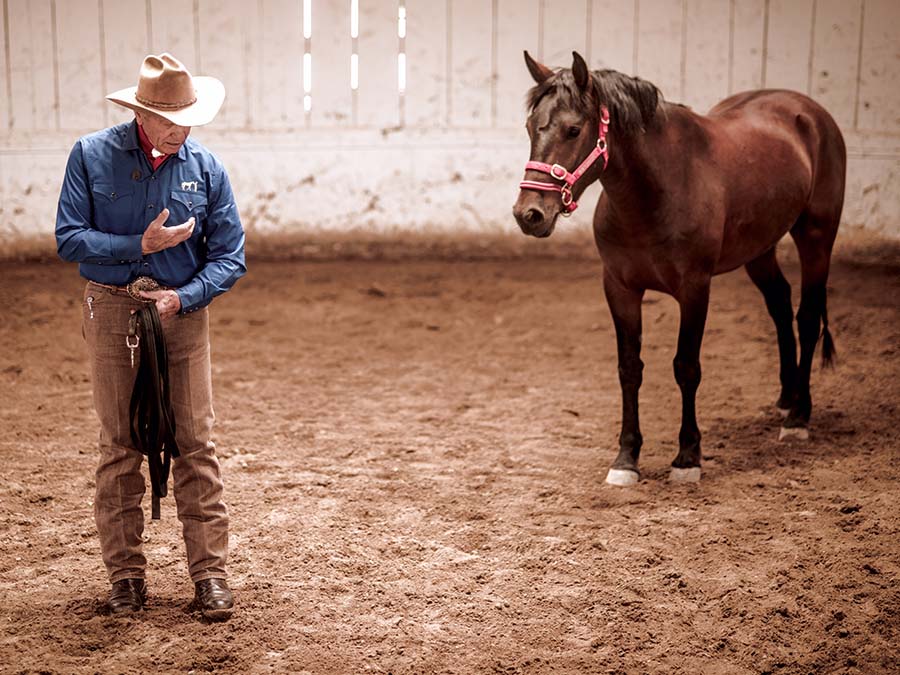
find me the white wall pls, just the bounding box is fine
[1,0,899,254]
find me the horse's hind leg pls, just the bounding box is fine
[745,248,798,415]
[782,211,839,440]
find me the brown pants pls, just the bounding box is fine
[83,282,228,584]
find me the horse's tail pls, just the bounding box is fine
[820,301,836,369]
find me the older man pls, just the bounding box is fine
[55,53,246,620]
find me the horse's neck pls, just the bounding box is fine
[598,110,686,233]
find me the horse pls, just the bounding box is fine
[512,51,845,485]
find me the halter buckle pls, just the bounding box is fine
[597,138,607,152]
[550,163,568,181]
[560,185,574,207]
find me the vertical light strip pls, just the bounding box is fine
[398,3,406,94]
[760,0,770,87]
[3,0,13,129]
[351,0,359,126]
[98,0,108,127]
[49,0,61,130]
[303,0,311,38]
[303,0,311,114]
[727,0,735,95]
[806,0,817,96]
[852,0,865,131]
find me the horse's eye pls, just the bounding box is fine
[566,126,581,139]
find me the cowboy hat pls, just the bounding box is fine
[106,53,225,127]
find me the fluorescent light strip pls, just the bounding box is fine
[350,0,359,38]
[398,6,406,38]
[303,0,311,39]
[350,53,359,90]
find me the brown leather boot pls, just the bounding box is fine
[108,578,146,615]
[194,578,234,621]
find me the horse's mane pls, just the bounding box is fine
[527,68,663,135]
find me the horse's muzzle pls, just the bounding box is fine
[513,197,557,238]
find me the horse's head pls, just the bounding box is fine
[513,51,601,238]
[513,52,661,238]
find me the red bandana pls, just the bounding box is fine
[137,122,168,171]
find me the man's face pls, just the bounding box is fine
[135,110,191,154]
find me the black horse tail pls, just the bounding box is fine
[820,302,836,369]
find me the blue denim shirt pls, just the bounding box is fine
[56,121,246,313]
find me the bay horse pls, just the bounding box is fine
[513,51,844,484]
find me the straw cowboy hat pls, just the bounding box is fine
[106,53,225,127]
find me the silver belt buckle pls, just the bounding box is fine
[126,276,160,301]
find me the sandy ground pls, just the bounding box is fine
[0,247,898,674]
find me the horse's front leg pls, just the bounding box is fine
[602,272,645,486]
[670,279,711,482]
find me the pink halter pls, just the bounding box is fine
[519,106,610,216]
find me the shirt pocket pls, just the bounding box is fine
[91,183,135,232]
[169,190,209,228]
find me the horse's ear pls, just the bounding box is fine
[524,50,553,84]
[572,51,592,93]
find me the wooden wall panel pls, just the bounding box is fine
[449,0,492,127]
[149,0,197,71]
[259,0,304,129]
[542,0,588,69]
[495,0,539,128]
[589,0,636,73]
[197,0,257,129]
[7,0,55,130]
[358,0,399,129]
[810,0,862,131]
[56,0,104,130]
[857,0,900,132]
[683,0,730,113]
[731,0,765,93]
[764,0,814,91]
[259,1,303,129]
[405,0,448,127]
[313,0,352,126]
[636,0,683,100]
[0,1,10,130]
[101,0,149,126]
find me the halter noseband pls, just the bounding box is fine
[519,105,610,216]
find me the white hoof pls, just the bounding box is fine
[779,426,809,441]
[668,466,702,483]
[777,407,790,418]
[605,468,640,486]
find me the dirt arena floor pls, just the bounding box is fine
[1,243,898,674]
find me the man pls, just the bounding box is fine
[55,53,246,620]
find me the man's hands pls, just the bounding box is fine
[141,208,195,255]
[138,289,182,320]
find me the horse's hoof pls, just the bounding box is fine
[605,468,640,486]
[777,407,790,418]
[668,466,702,483]
[778,426,809,441]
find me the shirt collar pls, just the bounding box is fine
[125,119,189,162]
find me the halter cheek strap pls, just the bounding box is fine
[519,105,610,215]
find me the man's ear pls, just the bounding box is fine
[524,50,553,84]
[572,51,592,93]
